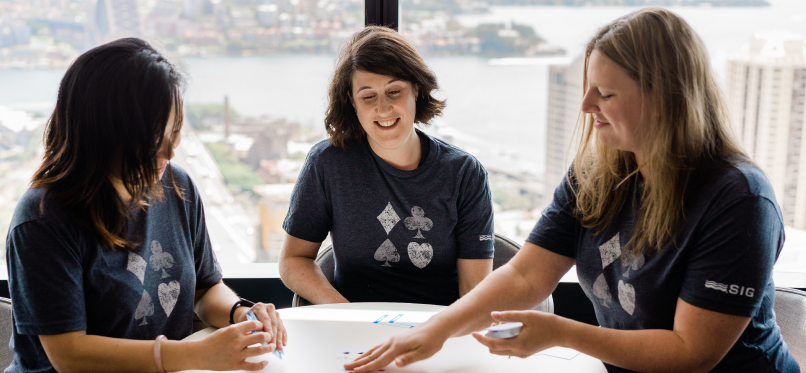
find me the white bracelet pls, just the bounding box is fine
[154,335,167,373]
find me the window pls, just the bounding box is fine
[1,0,805,280]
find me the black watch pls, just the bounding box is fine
[229,298,256,324]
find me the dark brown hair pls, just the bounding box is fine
[325,25,446,148]
[32,38,185,251]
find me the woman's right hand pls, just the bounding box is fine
[342,325,449,372]
[189,320,275,371]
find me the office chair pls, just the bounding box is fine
[774,287,806,365]
[292,233,555,313]
[0,297,13,367]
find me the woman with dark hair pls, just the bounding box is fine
[5,38,285,372]
[279,26,495,306]
[346,9,799,373]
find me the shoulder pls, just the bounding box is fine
[699,157,775,202]
[691,157,780,216]
[9,187,62,231]
[305,138,366,164]
[430,134,486,175]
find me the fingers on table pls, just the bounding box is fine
[471,332,523,358]
[275,316,287,349]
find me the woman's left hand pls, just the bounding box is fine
[238,302,287,351]
[471,310,563,359]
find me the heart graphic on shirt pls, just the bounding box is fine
[617,280,636,316]
[407,242,433,269]
[158,280,180,317]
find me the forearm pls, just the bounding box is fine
[558,318,711,373]
[45,333,201,373]
[431,264,546,338]
[194,281,242,328]
[279,256,348,304]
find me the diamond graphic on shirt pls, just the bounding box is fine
[599,233,622,269]
[135,290,155,326]
[377,202,401,235]
[621,248,645,278]
[149,240,175,279]
[127,252,147,285]
[405,206,433,239]
[618,279,636,316]
[158,280,180,317]
[374,239,400,267]
[408,242,434,269]
[592,273,613,307]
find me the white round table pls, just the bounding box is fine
[180,302,607,373]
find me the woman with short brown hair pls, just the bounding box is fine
[279,26,495,306]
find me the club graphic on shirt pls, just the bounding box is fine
[408,242,434,269]
[127,252,147,285]
[404,206,433,239]
[377,202,401,234]
[592,273,613,307]
[599,233,621,268]
[149,240,175,279]
[158,280,181,317]
[374,239,400,267]
[621,248,645,278]
[135,290,155,326]
[617,280,636,315]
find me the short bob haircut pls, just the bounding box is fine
[32,38,184,251]
[326,26,446,148]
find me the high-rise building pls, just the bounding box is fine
[544,56,584,204]
[725,32,806,228]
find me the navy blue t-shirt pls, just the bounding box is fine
[528,158,799,372]
[4,165,222,373]
[283,131,494,306]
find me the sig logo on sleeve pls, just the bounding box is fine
[705,280,755,298]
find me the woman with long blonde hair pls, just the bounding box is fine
[344,8,799,373]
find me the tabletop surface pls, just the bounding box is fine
[179,302,608,373]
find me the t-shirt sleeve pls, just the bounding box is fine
[6,220,87,335]
[678,195,782,317]
[189,182,223,290]
[454,161,494,259]
[526,172,579,258]
[282,147,332,243]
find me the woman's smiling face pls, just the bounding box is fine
[351,70,419,155]
[581,49,653,164]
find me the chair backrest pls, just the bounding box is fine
[292,234,554,314]
[292,245,334,307]
[493,234,554,314]
[0,297,14,368]
[774,287,806,366]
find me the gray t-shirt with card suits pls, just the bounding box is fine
[528,158,799,373]
[5,166,222,373]
[283,131,494,306]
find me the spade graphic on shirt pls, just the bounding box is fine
[621,248,645,279]
[135,290,155,326]
[592,273,613,307]
[374,239,400,267]
[599,233,621,269]
[618,280,636,315]
[158,280,180,317]
[149,240,174,279]
[127,252,147,285]
[408,242,433,269]
[377,202,401,235]
[405,207,433,239]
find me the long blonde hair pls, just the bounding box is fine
[572,8,747,254]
